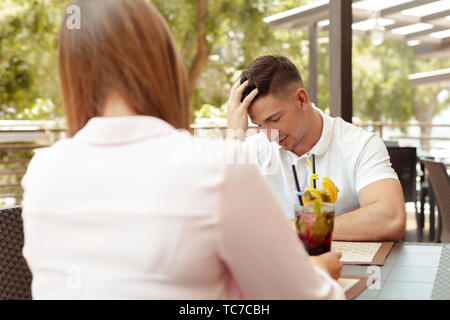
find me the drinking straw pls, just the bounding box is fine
[291,164,304,206]
[312,154,316,189]
[306,158,317,188]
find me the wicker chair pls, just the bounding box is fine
[423,160,450,243]
[0,206,32,300]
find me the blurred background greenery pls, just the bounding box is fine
[0,0,449,123]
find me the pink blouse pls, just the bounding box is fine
[21,116,344,300]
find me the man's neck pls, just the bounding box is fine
[291,109,323,157]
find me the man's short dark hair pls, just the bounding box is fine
[240,55,304,103]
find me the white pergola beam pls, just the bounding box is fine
[380,0,440,16]
[413,40,450,57]
[421,9,450,22]
[385,12,450,29]
[263,0,329,29]
[405,25,450,39]
[264,0,450,56]
[351,28,441,44]
[290,12,330,29]
[409,68,450,87]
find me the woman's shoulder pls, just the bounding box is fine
[21,138,73,191]
[29,138,74,163]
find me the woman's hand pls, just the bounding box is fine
[310,251,343,280]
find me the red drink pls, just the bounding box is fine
[294,202,335,256]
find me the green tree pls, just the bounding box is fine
[0,0,66,120]
[151,0,309,117]
[1,0,448,131]
[352,36,450,151]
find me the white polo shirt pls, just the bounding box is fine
[242,107,398,219]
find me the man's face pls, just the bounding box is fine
[248,90,307,151]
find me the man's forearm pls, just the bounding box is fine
[333,201,405,241]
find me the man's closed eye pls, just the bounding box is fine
[271,117,280,123]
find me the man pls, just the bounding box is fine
[227,55,405,241]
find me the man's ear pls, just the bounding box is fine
[295,88,310,110]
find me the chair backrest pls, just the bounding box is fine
[387,146,417,203]
[423,160,450,243]
[383,140,399,148]
[0,206,32,300]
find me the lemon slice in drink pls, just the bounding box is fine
[303,188,330,203]
[302,188,320,203]
[322,177,338,203]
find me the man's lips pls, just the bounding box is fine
[278,135,288,146]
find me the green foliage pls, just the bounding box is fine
[151,0,309,114]
[0,0,66,120]
[195,103,227,119]
[0,142,35,200]
[0,0,448,124]
[352,37,449,123]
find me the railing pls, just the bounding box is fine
[192,120,450,141]
[356,121,450,141]
[0,121,67,207]
[355,121,450,166]
[0,119,448,206]
[192,120,450,166]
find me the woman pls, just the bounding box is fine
[21,0,344,299]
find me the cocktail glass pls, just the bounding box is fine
[294,201,335,256]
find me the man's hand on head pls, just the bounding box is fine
[226,80,258,141]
